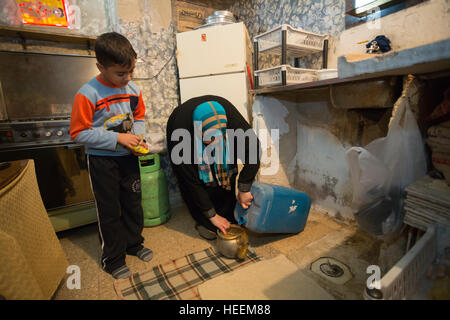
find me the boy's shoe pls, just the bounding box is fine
[136,247,153,262]
[111,265,132,279]
[195,224,217,240]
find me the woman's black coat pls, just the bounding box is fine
[166,95,260,219]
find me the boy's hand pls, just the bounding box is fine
[131,141,149,156]
[117,133,141,150]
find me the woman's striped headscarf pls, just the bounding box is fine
[193,101,231,190]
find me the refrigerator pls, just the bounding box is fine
[176,22,254,123]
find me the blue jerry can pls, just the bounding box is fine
[234,182,311,234]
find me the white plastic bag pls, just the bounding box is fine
[346,102,427,235]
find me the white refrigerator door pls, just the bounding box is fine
[179,72,252,122]
[176,22,253,79]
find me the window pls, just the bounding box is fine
[345,0,428,29]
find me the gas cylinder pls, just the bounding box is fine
[139,154,170,227]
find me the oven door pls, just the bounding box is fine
[0,143,97,231]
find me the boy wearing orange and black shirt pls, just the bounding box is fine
[70,32,152,279]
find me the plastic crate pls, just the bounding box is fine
[254,65,318,87]
[255,24,327,56]
[317,68,338,80]
[364,225,437,300]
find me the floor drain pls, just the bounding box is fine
[319,260,344,278]
[311,257,353,285]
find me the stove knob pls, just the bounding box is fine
[20,132,27,138]
[56,130,63,136]
[45,131,52,137]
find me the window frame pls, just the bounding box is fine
[345,0,428,29]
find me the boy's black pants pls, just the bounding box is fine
[87,154,144,274]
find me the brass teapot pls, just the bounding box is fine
[216,224,249,260]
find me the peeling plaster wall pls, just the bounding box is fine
[229,0,449,221]
[229,0,355,220]
[293,103,355,219]
[294,121,354,218]
[70,0,110,36]
[252,96,297,187]
[228,0,411,220]
[117,0,182,206]
[251,94,390,220]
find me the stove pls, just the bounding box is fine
[0,120,72,151]
[0,50,99,231]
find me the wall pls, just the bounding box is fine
[227,0,354,219]
[230,0,345,70]
[1,0,448,218]
[330,0,450,68]
[115,0,182,206]
[227,0,446,220]
[0,0,112,36]
[0,0,113,54]
[0,0,184,206]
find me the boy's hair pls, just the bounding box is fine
[95,32,137,68]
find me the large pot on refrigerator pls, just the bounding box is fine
[198,10,236,29]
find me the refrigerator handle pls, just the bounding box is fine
[253,40,259,90]
[246,63,254,90]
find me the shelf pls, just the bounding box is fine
[250,70,450,98]
[250,74,382,96]
[251,38,450,97]
[0,26,96,49]
[254,24,327,56]
[259,44,323,57]
[339,38,450,79]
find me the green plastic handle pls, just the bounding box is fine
[139,154,160,172]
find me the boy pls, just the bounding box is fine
[70,32,153,279]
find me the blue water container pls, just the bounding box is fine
[234,182,311,234]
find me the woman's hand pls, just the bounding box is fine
[237,191,253,209]
[209,214,231,234]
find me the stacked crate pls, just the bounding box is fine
[403,175,450,231]
[253,24,329,88]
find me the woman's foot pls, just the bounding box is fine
[195,224,217,240]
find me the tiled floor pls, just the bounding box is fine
[52,204,388,300]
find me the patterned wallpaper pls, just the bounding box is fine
[229,0,346,69]
[230,0,345,38]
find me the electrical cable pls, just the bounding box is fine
[132,48,176,80]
